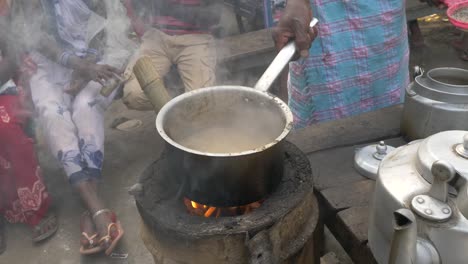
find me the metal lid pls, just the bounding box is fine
[412,67,468,104]
[354,141,395,180]
[416,130,468,184]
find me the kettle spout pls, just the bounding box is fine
[388,208,440,264]
[389,208,417,264]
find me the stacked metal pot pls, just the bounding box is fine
[363,67,468,263]
[401,67,468,140]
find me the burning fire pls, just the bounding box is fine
[184,198,262,218]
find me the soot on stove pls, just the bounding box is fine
[133,142,322,264]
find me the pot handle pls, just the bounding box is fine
[254,18,319,92]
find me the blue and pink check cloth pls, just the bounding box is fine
[288,0,410,128]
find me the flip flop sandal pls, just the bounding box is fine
[32,213,58,243]
[0,218,6,255]
[80,232,103,255]
[80,212,103,255]
[93,209,124,256]
[100,222,124,256]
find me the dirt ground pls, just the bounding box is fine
[0,17,466,264]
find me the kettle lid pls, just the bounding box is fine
[416,130,468,183]
[354,141,396,180]
[413,67,468,104]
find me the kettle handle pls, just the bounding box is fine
[413,66,425,79]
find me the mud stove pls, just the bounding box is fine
[133,142,321,264]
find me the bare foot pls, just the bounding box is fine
[74,180,122,255]
[94,210,113,247]
[93,210,123,255]
[80,211,101,254]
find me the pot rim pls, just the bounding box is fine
[155,86,294,157]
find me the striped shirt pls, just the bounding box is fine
[125,0,208,36]
[288,0,410,128]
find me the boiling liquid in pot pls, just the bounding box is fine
[176,106,284,153]
[179,127,275,153]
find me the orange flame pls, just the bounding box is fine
[184,198,262,218]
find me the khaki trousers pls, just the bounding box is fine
[123,29,217,111]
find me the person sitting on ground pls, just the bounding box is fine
[10,0,135,255]
[0,0,57,255]
[122,0,222,110]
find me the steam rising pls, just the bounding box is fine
[7,0,137,69]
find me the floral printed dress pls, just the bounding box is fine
[0,45,50,226]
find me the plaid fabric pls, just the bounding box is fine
[288,0,410,128]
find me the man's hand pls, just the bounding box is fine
[65,71,88,96]
[74,60,122,86]
[89,64,122,85]
[272,0,317,58]
[65,57,122,95]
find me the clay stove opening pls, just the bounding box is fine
[184,198,263,218]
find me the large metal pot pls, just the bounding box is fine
[401,67,468,140]
[156,19,318,207]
